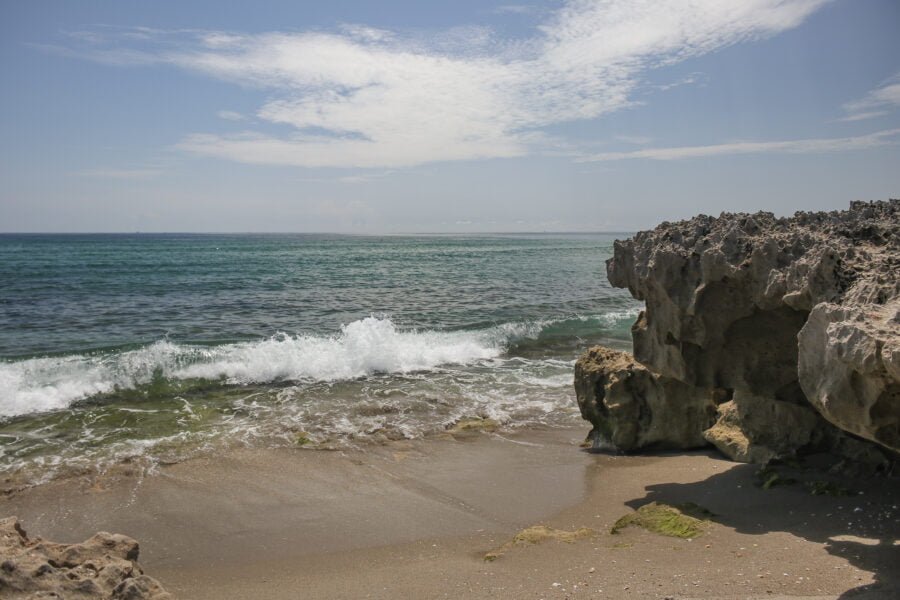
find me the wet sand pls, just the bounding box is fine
[2,427,898,599]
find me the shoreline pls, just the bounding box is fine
[2,426,897,598]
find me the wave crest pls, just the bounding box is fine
[0,317,505,417]
[177,316,503,383]
[0,310,641,419]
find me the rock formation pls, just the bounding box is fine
[576,200,898,463]
[574,346,716,451]
[0,516,171,599]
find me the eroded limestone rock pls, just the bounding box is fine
[799,299,900,451]
[702,393,826,463]
[574,346,716,451]
[0,517,171,600]
[589,199,898,461]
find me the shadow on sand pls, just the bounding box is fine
[621,455,899,598]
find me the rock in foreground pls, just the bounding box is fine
[580,200,898,463]
[0,516,171,599]
[574,346,715,451]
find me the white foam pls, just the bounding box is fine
[176,317,502,383]
[0,317,504,418]
[490,320,548,340]
[598,308,641,326]
[0,340,187,417]
[0,310,641,419]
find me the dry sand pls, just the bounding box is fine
[2,427,897,599]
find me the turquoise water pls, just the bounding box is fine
[0,233,639,486]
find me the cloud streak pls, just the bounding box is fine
[63,0,829,169]
[579,128,900,161]
[839,73,900,122]
[216,110,245,121]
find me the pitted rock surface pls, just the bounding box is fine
[0,517,171,600]
[574,346,716,451]
[581,200,898,461]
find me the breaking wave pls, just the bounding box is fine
[0,311,638,419]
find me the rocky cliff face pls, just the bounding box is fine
[576,200,898,463]
[0,517,171,599]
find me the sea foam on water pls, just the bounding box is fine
[0,316,515,418]
[178,316,504,383]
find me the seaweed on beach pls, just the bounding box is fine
[611,502,712,539]
[484,525,595,561]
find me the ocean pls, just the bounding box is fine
[0,233,639,487]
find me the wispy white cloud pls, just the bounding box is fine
[217,110,245,121]
[652,72,707,92]
[580,128,900,161]
[839,74,900,122]
[337,24,397,44]
[835,110,889,123]
[62,0,829,169]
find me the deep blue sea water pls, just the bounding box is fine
[0,233,639,486]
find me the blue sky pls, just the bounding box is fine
[1,0,898,232]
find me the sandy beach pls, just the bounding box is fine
[3,426,897,599]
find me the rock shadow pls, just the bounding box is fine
[624,460,900,598]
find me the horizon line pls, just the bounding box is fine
[0,230,637,236]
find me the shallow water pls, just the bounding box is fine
[0,233,639,486]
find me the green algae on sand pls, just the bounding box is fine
[611,502,712,539]
[484,525,595,561]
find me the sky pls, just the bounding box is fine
[1,0,898,233]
